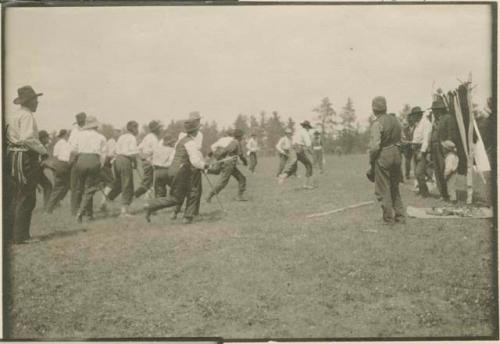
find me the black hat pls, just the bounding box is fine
[148,120,162,132]
[13,85,43,105]
[300,120,313,129]
[430,99,447,111]
[409,106,424,116]
[372,96,387,113]
[38,130,49,140]
[184,119,200,133]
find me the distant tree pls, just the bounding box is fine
[339,97,356,131]
[313,97,337,142]
[336,98,358,154]
[164,119,185,140]
[100,123,117,140]
[286,117,295,132]
[234,114,250,134]
[201,121,219,155]
[264,111,286,154]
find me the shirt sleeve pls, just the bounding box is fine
[19,113,47,155]
[421,120,432,153]
[276,138,284,154]
[369,121,382,152]
[302,130,312,147]
[185,140,206,169]
[127,135,139,155]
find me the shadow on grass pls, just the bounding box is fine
[36,226,90,242]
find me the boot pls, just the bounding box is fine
[235,193,248,202]
[182,217,193,224]
[119,206,135,218]
[278,174,287,185]
[303,177,315,189]
[170,211,178,220]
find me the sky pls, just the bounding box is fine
[4,4,493,132]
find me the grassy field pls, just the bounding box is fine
[5,154,497,339]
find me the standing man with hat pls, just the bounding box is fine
[5,85,47,244]
[105,121,140,217]
[368,96,405,225]
[46,129,72,213]
[71,116,107,222]
[145,119,208,224]
[172,111,204,220]
[411,106,433,197]
[275,127,294,177]
[246,132,259,173]
[68,112,87,215]
[278,120,315,189]
[206,128,248,203]
[134,120,162,199]
[429,99,449,200]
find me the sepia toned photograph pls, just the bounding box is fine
[2,2,497,340]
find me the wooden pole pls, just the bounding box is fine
[466,82,474,204]
[306,201,375,218]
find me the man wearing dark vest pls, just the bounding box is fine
[206,128,248,202]
[144,119,207,224]
[368,96,405,225]
[5,85,47,244]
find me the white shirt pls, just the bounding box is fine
[276,136,292,155]
[444,152,459,177]
[246,138,258,153]
[106,138,117,158]
[292,127,312,147]
[68,124,84,150]
[138,133,160,161]
[53,138,72,162]
[72,129,107,156]
[211,137,233,151]
[413,116,433,153]
[184,139,206,170]
[152,145,175,168]
[178,131,203,150]
[6,106,47,155]
[115,133,139,156]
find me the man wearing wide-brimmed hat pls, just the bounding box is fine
[70,116,107,222]
[134,120,162,199]
[68,111,87,216]
[46,129,72,214]
[105,120,140,217]
[205,128,249,204]
[145,119,208,224]
[368,96,405,225]
[411,105,433,197]
[278,120,315,189]
[173,111,205,220]
[429,98,450,200]
[246,132,259,173]
[5,85,47,244]
[275,127,294,177]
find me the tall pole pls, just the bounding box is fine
[466,80,474,204]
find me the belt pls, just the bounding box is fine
[154,165,169,169]
[381,144,399,150]
[8,147,29,152]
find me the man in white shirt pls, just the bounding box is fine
[152,134,176,198]
[5,85,47,244]
[246,132,259,173]
[173,111,204,220]
[134,120,162,198]
[46,129,72,213]
[275,128,295,176]
[278,120,315,189]
[69,112,87,216]
[71,116,107,222]
[411,106,433,197]
[145,119,208,224]
[106,121,139,216]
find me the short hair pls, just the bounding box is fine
[126,121,138,132]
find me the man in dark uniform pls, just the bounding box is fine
[144,119,207,224]
[368,96,405,225]
[5,85,47,244]
[206,128,248,202]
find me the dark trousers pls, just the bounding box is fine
[431,142,448,199]
[70,159,81,216]
[46,160,70,213]
[283,147,313,177]
[401,145,413,179]
[175,168,202,218]
[134,159,154,198]
[248,152,257,172]
[277,153,288,176]
[210,161,246,196]
[374,146,405,223]
[148,164,192,212]
[107,155,135,206]
[74,154,101,217]
[153,166,171,198]
[38,170,53,211]
[414,153,430,196]
[5,150,40,243]
[99,158,115,188]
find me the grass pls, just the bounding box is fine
[5,154,497,339]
